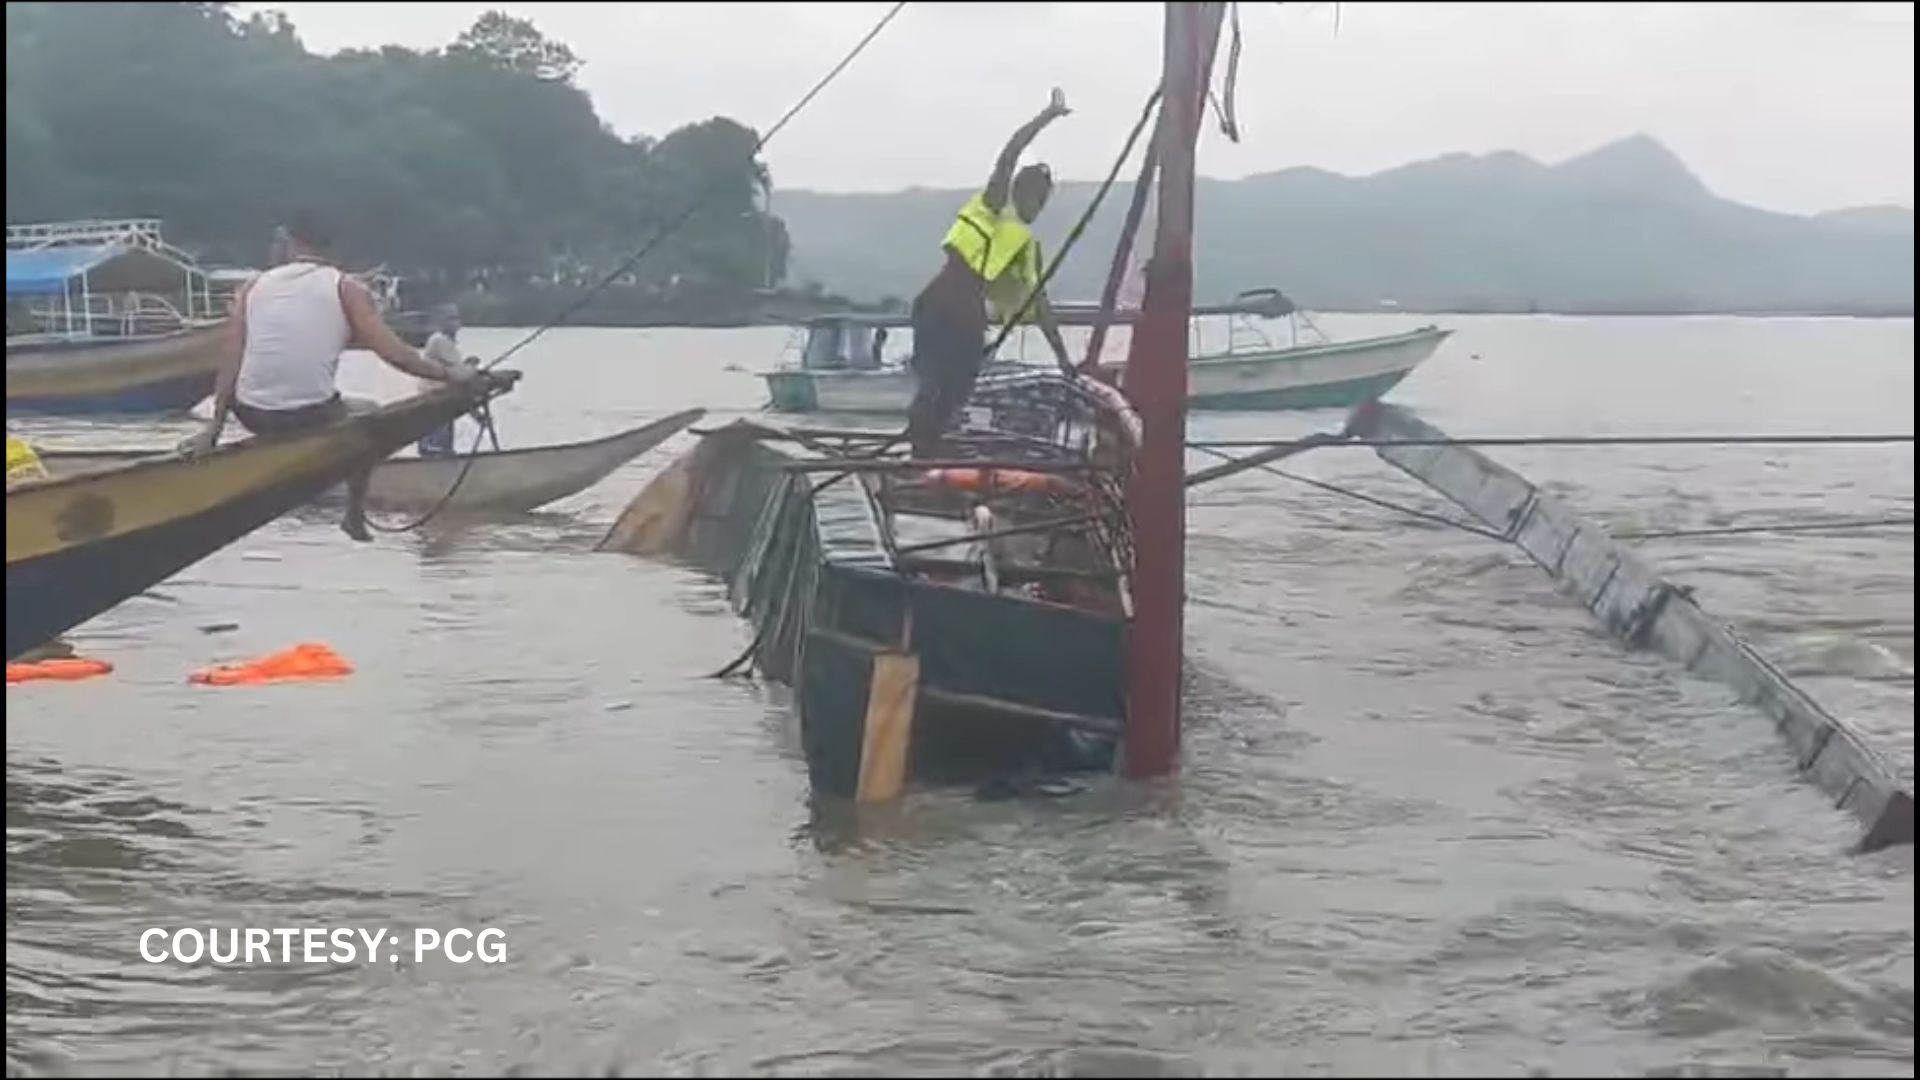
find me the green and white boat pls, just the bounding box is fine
[762,295,1451,414]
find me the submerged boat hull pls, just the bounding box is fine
[763,326,1451,414]
[600,425,1126,796]
[6,324,225,415]
[6,384,500,660]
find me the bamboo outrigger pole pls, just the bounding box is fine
[1123,2,1229,778]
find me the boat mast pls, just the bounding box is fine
[1124,1,1227,779]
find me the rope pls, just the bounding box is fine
[365,1,909,534]
[1191,445,1913,546]
[712,618,771,679]
[1191,433,1917,450]
[1208,1,1243,142]
[1189,445,1506,540]
[1616,517,1914,541]
[486,0,907,372]
[363,400,497,534]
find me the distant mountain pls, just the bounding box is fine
[1816,205,1915,235]
[773,135,1914,316]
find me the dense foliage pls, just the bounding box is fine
[5,3,790,309]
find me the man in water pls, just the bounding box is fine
[905,91,1075,457]
[415,304,476,457]
[181,213,481,540]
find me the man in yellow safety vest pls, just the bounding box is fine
[905,91,1075,457]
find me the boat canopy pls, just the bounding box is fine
[6,244,201,298]
[802,315,897,371]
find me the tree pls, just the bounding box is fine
[4,2,790,305]
[448,10,581,84]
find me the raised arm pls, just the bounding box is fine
[983,90,1072,211]
[339,277,475,385]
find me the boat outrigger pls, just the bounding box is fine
[6,374,518,661]
[36,408,706,516]
[762,289,1450,415]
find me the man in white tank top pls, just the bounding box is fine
[183,214,480,541]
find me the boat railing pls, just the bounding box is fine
[1216,308,1328,356]
[7,219,168,251]
[11,290,195,340]
[5,219,206,278]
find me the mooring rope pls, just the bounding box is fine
[1189,444,1505,540]
[365,2,910,534]
[1191,433,1917,450]
[1190,445,1915,546]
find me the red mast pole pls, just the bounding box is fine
[1123,1,1225,779]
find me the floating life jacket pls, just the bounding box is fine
[941,193,1042,324]
[7,657,112,683]
[189,642,353,686]
[6,434,48,485]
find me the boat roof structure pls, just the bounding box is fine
[5,220,208,299]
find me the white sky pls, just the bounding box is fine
[249,2,1916,215]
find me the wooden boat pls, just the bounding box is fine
[6,377,515,661]
[38,408,706,515]
[6,323,224,414]
[762,301,1450,415]
[603,372,1138,798]
[7,219,231,414]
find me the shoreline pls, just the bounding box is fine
[459,306,1917,330]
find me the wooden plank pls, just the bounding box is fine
[1350,402,1914,853]
[918,686,1124,736]
[856,652,919,804]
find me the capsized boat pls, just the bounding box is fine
[762,292,1451,414]
[604,370,1139,799]
[37,408,706,515]
[6,376,517,661]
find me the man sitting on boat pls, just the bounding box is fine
[181,214,482,540]
[416,304,479,458]
[905,90,1076,457]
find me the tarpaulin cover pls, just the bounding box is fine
[6,246,121,297]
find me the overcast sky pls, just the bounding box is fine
[250,2,1914,215]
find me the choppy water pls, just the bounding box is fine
[7,315,1913,1076]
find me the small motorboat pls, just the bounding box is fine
[761,293,1451,415]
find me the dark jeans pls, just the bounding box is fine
[904,292,988,458]
[233,395,374,538]
[232,395,350,435]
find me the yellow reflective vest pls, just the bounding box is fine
[6,434,48,486]
[941,193,1043,324]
